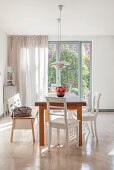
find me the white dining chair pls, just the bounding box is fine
[68,90,91,120]
[82,93,101,141]
[46,97,79,155]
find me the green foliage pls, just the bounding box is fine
[48,45,56,87]
[82,53,90,90]
[48,44,90,94]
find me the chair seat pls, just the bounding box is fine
[83,112,96,121]
[51,118,79,129]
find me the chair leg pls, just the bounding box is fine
[91,121,94,137]
[65,129,68,155]
[86,122,90,133]
[94,119,98,142]
[10,119,15,142]
[76,126,79,147]
[57,129,60,145]
[48,125,51,151]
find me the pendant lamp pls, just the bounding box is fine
[51,5,70,70]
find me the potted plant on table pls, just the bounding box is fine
[56,86,66,97]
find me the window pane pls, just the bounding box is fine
[61,44,79,94]
[82,43,90,92]
[48,44,56,87]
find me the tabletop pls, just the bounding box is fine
[35,93,86,106]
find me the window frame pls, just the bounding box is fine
[48,41,92,106]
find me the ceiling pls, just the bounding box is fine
[0,0,114,36]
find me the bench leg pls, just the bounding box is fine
[31,119,35,143]
[11,119,15,142]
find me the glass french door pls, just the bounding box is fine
[48,41,92,98]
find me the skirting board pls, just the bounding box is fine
[0,113,4,119]
[99,109,114,112]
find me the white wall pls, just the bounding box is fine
[92,36,114,109]
[0,30,7,116]
[49,35,114,109]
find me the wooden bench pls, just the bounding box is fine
[8,93,38,142]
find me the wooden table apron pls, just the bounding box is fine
[35,100,86,146]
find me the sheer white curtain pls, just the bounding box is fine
[8,35,48,105]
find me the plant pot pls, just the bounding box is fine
[57,91,65,97]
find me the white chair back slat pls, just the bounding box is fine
[47,97,66,103]
[8,93,21,114]
[49,106,64,109]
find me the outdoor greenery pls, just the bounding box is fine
[61,45,78,94]
[48,43,90,95]
[48,45,56,86]
[82,53,90,90]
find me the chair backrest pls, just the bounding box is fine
[46,97,67,126]
[8,93,21,114]
[92,93,101,116]
[82,89,91,111]
[51,84,56,93]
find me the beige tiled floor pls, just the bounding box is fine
[0,112,114,170]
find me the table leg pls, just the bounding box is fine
[45,110,48,122]
[77,106,82,146]
[39,106,45,146]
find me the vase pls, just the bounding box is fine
[57,91,65,97]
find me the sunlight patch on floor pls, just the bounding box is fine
[41,145,54,153]
[108,148,114,156]
[0,122,12,128]
[0,125,12,132]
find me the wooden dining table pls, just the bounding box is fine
[35,93,86,146]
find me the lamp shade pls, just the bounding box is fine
[7,66,15,73]
[51,58,70,70]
